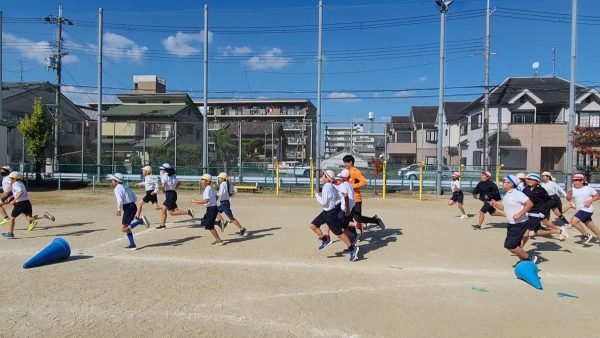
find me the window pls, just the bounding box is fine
[426,156,436,165]
[511,111,534,124]
[470,114,481,130]
[536,112,558,124]
[459,122,468,136]
[425,129,437,143]
[579,112,600,127]
[445,129,448,136]
[473,151,482,166]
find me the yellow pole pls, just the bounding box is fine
[459,164,464,183]
[275,157,279,197]
[310,157,314,197]
[419,160,425,200]
[382,160,387,199]
[495,163,504,185]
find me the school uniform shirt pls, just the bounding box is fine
[137,175,159,193]
[473,180,501,202]
[571,186,598,213]
[217,181,230,202]
[451,180,461,192]
[522,185,551,214]
[2,176,11,193]
[203,185,218,207]
[349,167,368,203]
[11,181,29,202]
[541,180,567,197]
[114,184,137,210]
[502,189,530,224]
[315,182,340,211]
[335,181,355,212]
[161,174,179,191]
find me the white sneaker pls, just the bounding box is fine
[142,215,150,229]
[44,212,55,222]
[582,234,594,245]
[460,214,468,219]
[559,226,569,241]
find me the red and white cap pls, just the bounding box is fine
[323,169,335,181]
[451,171,460,178]
[573,174,586,181]
[482,171,492,178]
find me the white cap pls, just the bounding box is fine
[159,163,171,170]
[340,169,350,178]
[109,173,125,182]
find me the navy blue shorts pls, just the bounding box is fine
[451,191,464,203]
[11,200,32,218]
[142,190,158,204]
[312,206,343,236]
[504,222,528,249]
[200,206,218,230]
[218,200,235,220]
[163,190,178,211]
[526,216,543,232]
[337,207,353,229]
[122,203,137,226]
[574,210,593,224]
[480,202,496,215]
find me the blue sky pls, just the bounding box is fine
[2,0,600,123]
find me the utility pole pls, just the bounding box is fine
[17,61,24,81]
[45,5,73,172]
[202,4,209,174]
[552,48,558,77]
[97,8,103,182]
[316,0,324,191]
[482,0,491,170]
[566,0,577,189]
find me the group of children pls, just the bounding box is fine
[0,165,55,239]
[110,164,246,250]
[448,170,599,265]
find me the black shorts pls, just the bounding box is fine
[200,206,219,230]
[351,202,363,223]
[312,206,343,236]
[547,195,562,212]
[163,190,178,211]
[504,222,528,249]
[451,191,464,203]
[121,203,137,225]
[526,216,543,232]
[142,190,158,204]
[11,200,32,218]
[480,202,496,215]
[337,207,353,229]
[218,200,235,220]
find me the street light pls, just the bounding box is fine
[435,0,453,196]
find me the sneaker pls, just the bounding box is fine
[155,224,166,229]
[239,228,247,236]
[124,245,137,250]
[216,220,225,233]
[223,220,230,230]
[142,215,150,229]
[318,236,332,251]
[582,234,594,245]
[528,254,538,264]
[0,217,8,225]
[27,221,38,231]
[44,212,55,222]
[188,209,195,219]
[559,226,569,241]
[471,224,482,230]
[1,232,14,239]
[212,240,224,247]
[375,215,386,230]
[460,214,468,219]
[349,246,360,262]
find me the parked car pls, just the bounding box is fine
[267,161,312,177]
[400,164,452,180]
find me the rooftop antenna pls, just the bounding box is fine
[368,111,374,133]
[532,61,540,78]
[552,48,558,77]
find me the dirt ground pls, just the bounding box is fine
[0,188,598,337]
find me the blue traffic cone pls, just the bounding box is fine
[514,260,542,290]
[23,238,71,269]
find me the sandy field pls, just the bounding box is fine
[0,188,598,337]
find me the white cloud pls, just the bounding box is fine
[3,32,55,65]
[327,92,360,103]
[62,85,118,106]
[416,76,427,82]
[393,90,417,98]
[162,31,213,57]
[246,48,291,70]
[103,32,148,63]
[221,45,252,56]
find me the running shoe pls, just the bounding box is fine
[188,209,195,219]
[374,215,386,230]
[349,246,360,262]
[124,245,137,250]
[44,212,55,222]
[239,228,247,236]
[223,220,230,230]
[528,254,538,264]
[155,224,166,229]
[142,215,150,229]
[27,221,38,231]
[559,226,569,241]
[318,236,332,251]
[0,217,9,225]
[216,220,224,233]
[471,224,482,230]
[212,240,224,247]
[460,214,468,219]
[1,232,14,239]
[582,234,594,245]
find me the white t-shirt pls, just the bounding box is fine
[335,181,355,212]
[571,186,598,213]
[161,174,179,191]
[541,180,567,197]
[137,175,158,193]
[502,189,530,224]
[11,181,28,202]
[203,185,217,207]
[114,183,137,209]
[2,176,11,193]
[217,181,230,202]
[451,180,461,192]
[315,182,339,211]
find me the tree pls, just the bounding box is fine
[210,129,236,167]
[573,126,600,172]
[242,138,264,161]
[18,97,51,181]
[370,157,384,195]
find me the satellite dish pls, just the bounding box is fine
[532,61,540,77]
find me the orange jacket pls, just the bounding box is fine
[349,166,367,202]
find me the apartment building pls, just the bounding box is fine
[324,122,385,159]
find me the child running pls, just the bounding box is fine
[335,169,357,243]
[2,171,55,239]
[566,173,600,245]
[192,174,224,246]
[448,172,467,219]
[214,172,247,236]
[489,175,538,264]
[309,170,359,262]
[110,173,143,250]
[521,173,567,245]
[156,163,194,229]
[0,165,14,225]
[343,154,385,233]
[472,171,504,229]
[540,171,570,225]
[133,165,160,228]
